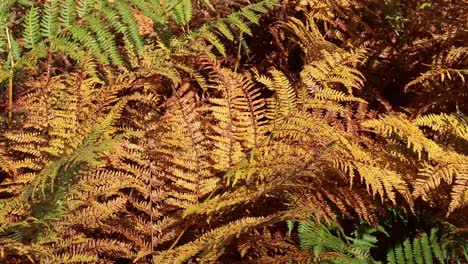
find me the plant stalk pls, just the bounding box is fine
[5,28,14,129]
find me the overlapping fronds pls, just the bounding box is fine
[1,1,466,262]
[154,216,276,263]
[403,45,467,114]
[297,219,379,264]
[0,57,103,195]
[405,47,467,92]
[414,113,468,141]
[363,114,468,215]
[257,68,411,208]
[209,68,268,171]
[281,13,338,63]
[173,0,278,57]
[386,228,468,264]
[0,98,133,262]
[156,83,219,209]
[301,49,366,94]
[0,0,278,71]
[295,0,371,46]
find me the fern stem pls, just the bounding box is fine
[234,33,243,73]
[168,226,188,251]
[5,27,14,129]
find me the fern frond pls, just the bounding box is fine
[86,15,123,65]
[68,25,109,64]
[157,84,219,208]
[298,219,378,263]
[414,113,468,141]
[198,26,226,56]
[59,0,76,28]
[76,0,92,18]
[300,49,366,94]
[364,114,468,214]
[40,0,59,39]
[153,215,278,263]
[171,0,193,26]
[115,1,144,52]
[362,114,444,160]
[258,69,297,121]
[282,14,337,63]
[22,7,41,48]
[386,228,467,264]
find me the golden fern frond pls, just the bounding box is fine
[255,67,411,209]
[449,171,468,215]
[0,147,15,176]
[281,14,337,63]
[311,87,365,103]
[208,69,259,171]
[235,228,304,262]
[362,114,445,159]
[295,0,371,45]
[157,83,219,208]
[64,197,128,229]
[414,162,468,215]
[257,69,297,123]
[211,68,268,149]
[301,49,366,94]
[405,46,467,92]
[266,108,412,207]
[153,215,278,264]
[414,113,468,141]
[306,98,350,116]
[0,238,50,263]
[329,189,380,224]
[42,237,133,263]
[405,66,467,92]
[354,162,411,205]
[364,113,468,215]
[4,56,103,181]
[183,184,271,218]
[138,44,182,84]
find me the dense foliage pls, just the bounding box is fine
[0,0,466,263]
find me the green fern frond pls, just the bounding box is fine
[198,26,226,56]
[227,13,252,36]
[298,219,379,263]
[76,0,93,19]
[68,25,109,64]
[171,0,193,26]
[49,36,85,62]
[115,1,144,52]
[131,0,166,25]
[22,7,41,48]
[86,16,123,65]
[40,0,59,39]
[386,228,467,264]
[213,21,234,41]
[59,0,76,28]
